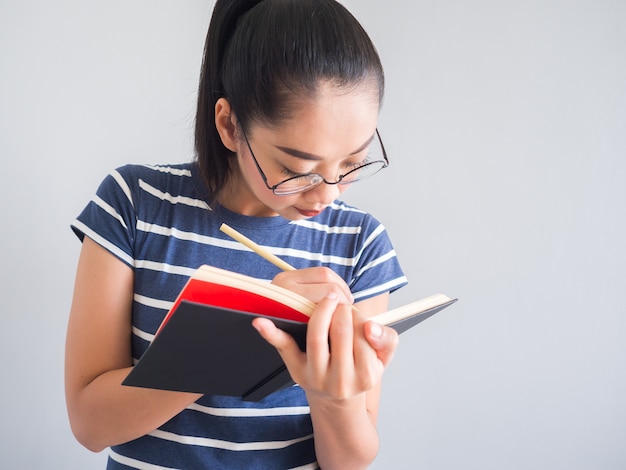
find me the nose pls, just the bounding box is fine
[303,180,341,206]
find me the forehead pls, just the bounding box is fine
[253,82,380,156]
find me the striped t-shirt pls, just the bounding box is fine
[72,162,407,469]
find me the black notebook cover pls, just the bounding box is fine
[123,298,457,401]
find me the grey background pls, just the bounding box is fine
[1,1,624,468]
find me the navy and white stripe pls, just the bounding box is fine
[72,163,406,469]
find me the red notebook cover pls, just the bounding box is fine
[157,278,311,336]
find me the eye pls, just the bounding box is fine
[346,159,368,170]
[279,165,309,178]
[343,153,373,172]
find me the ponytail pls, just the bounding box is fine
[195,0,263,199]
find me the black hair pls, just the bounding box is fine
[194,0,385,200]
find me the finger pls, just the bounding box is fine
[327,302,355,371]
[252,317,306,376]
[351,316,384,392]
[305,293,337,368]
[273,268,354,305]
[364,321,399,368]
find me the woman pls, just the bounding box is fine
[66,0,407,468]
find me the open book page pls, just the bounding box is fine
[371,294,454,325]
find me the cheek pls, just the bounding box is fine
[248,173,299,209]
[337,184,351,195]
[262,191,294,208]
[238,151,267,189]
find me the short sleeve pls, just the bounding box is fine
[348,215,408,301]
[71,165,140,268]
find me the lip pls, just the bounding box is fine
[295,207,323,217]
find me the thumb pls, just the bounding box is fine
[364,321,399,368]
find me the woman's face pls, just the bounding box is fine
[225,83,381,220]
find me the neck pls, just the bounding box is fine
[217,170,278,218]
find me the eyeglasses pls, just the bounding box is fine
[241,128,389,196]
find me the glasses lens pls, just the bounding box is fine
[340,131,388,183]
[273,174,324,195]
[340,160,387,184]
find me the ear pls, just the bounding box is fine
[215,97,238,152]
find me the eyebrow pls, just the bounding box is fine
[274,134,375,161]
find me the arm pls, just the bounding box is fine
[65,237,202,452]
[253,290,398,470]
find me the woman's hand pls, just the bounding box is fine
[253,292,399,469]
[271,267,354,306]
[252,292,399,400]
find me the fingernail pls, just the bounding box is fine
[370,322,382,338]
[326,291,338,300]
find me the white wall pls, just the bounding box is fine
[1,1,624,468]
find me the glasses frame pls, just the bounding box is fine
[241,127,390,196]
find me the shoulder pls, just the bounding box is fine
[99,163,197,201]
[110,163,194,186]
